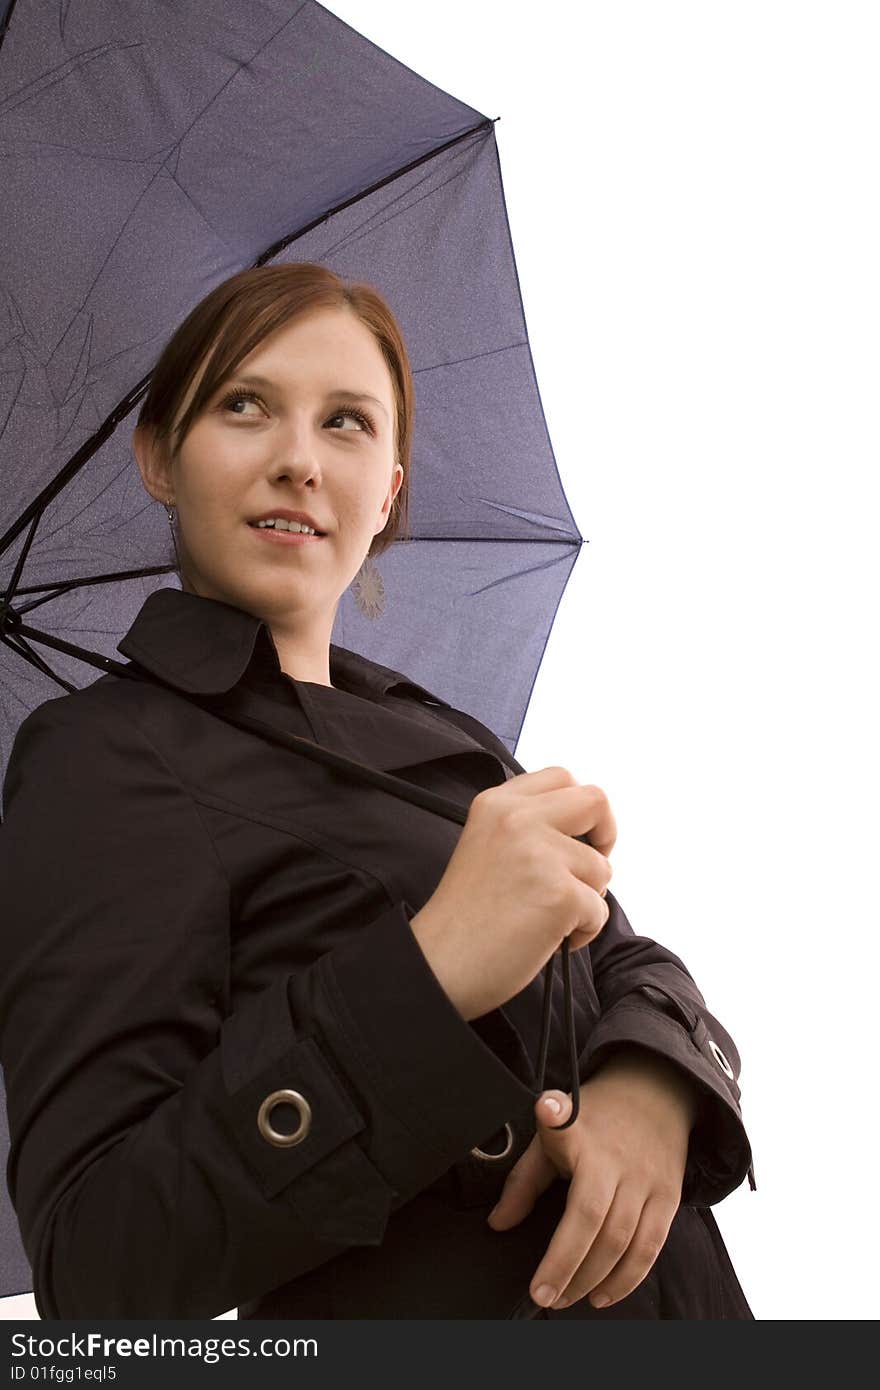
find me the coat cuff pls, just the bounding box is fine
[318,899,539,1202]
[579,999,755,1207]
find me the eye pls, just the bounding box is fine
[217,388,374,434]
[218,387,265,416]
[325,406,374,434]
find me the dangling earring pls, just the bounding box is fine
[163,497,183,576]
[352,553,385,619]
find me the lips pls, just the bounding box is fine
[247,523,326,547]
[247,512,326,533]
[247,521,324,534]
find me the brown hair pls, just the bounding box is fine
[136,262,413,565]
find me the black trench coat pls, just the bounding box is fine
[0,588,756,1320]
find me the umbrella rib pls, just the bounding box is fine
[0,630,76,695]
[0,0,20,51]
[318,144,473,259]
[0,372,150,559]
[4,621,125,688]
[411,341,528,376]
[257,118,496,265]
[3,510,40,608]
[465,549,577,598]
[25,457,139,552]
[0,120,496,561]
[398,536,582,545]
[7,566,174,609]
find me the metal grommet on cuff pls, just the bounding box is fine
[470,1121,514,1162]
[707,1038,735,1079]
[257,1088,312,1147]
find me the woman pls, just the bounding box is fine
[0,264,755,1319]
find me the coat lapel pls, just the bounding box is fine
[116,587,518,783]
[213,674,510,780]
[294,682,515,776]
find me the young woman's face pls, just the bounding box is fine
[136,306,403,627]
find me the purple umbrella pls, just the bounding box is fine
[0,0,583,1301]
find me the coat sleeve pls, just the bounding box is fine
[579,888,756,1207]
[424,698,757,1209]
[0,697,538,1319]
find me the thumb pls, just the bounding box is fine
[536,1089,573,1129]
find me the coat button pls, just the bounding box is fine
[257,1088,312,1147]
[470,1121,514,1162]
[707,1037,735,1079]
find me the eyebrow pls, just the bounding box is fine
[229,374,389,419]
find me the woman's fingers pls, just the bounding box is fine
[485,1139,557,1230]
[502,770,618,858]
[526,1096,620,1308]
[528,1167,619,1309]
[523,1062,689,1310]
[557,1191,676,1311]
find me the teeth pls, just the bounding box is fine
[254,519,318,534]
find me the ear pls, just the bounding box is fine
[132,423,174,505]
[375,463,404,534]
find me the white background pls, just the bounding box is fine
[3,0,878,1322]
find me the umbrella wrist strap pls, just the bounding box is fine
[535,939,580,1127]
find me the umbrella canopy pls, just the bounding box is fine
[0,0,583,1301]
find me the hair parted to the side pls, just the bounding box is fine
[136,262,414,572]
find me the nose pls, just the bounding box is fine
[266,413,324,487]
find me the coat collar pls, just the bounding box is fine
[116,587,514,779]
[116,586,447,702]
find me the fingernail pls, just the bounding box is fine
[543,1097,562,1115]
[534,1284,557,1306]
[590,1293,611,1308]
[487,1203,500,1221]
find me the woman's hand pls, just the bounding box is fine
[410,768,616,1021]
[486,1047,701,1311]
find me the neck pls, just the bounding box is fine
[264,617,336,687]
